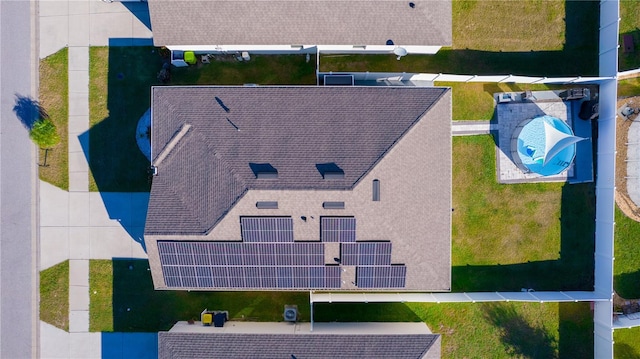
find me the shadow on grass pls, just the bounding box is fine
[615,270,640,300]
[483,303,557,358]
[321,1,599,76]
[452,183,595,292]
[558,302,593,359]
[111,259,310,332]
[619,29,640,72]
[321,48,597,77]
[169,53,317,85]
[312,303,421,323]
[86,44,161,193]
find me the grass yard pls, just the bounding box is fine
[451,136,595,291]
[170,54,316,85]
[40,261,69,331]
[38,48,69,190]
[89,259,593,358]
[89,47,160,192]
[619,0,640,71]
[614,327,640,358]
[438,82,566,121]
[89,259,310,332]
[88,47,316,192]
[619,77,640,98]
[320,1,598,76]
[453,0,565,52]
[316,301,593,359]
[614,206,640,299]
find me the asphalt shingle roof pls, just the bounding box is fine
[146,86,449,236]
[158,332,439,359]
[148,0,451,47]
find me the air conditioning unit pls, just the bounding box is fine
[284,305,298,322]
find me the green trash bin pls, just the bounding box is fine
[184,51,197,65]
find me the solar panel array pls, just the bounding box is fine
[241,217,294,242]
[158,216,408,289]
[163,265,341,289]
[158,241,341,289]
[340,242,392,266]
[356,266,407,288]
[321,217,356,242]
[159,241,323,266]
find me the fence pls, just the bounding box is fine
[318,71,612,84]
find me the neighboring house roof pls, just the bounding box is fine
[159,333,438,359]
[147,0,451,47]
[146,86,452,291]
[147,86,449,236]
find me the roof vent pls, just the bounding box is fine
[250,163,278,179]
[373,179,380,201]
[256,201,278,209]
[323,202,345,209]
[316,163,344,179]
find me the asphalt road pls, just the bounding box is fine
[0,1,36,358]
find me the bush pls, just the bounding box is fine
[29,118,60,148]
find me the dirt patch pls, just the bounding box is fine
[615,96,640,222]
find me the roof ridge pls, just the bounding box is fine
[350,87,450,188]
[154,123,192,167]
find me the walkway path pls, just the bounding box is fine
[38,1,151,357]
[451,120,496,136]
[627,119,640,205]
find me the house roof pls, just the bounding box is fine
[147,86,449,236]
[146,85,452,291]
[147,0,451,47]
[158,332,440,359]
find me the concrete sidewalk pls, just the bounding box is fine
[39,0,152,59]
[39,1,152,357]
[451,120,497,136]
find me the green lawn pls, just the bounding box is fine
[38,48,69,190]
[320,1,598,76]
[89,258,592,358]
[614,206,640,298]
[40,261,69,331]
[619,0,640,71]
[451,136,595,291]
[317,301,593,359]
[615,327,640,358]
[88,47,316,192]
[89,259,310,332]
[89,47,160,192]
[170,54,316,85]
[438,82,566,121]
[619,77,640,98]
[452,0,565,52]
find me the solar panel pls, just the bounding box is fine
[227,267,245,288]
[241,217,294,242]
[277,267,293,288]
[356,265,406,288]
[321,217,356,242]
[324,266,342,288]
[340,242,392,266]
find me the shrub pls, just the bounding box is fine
[29,118,60,148]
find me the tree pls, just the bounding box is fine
[29,118,60,149]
